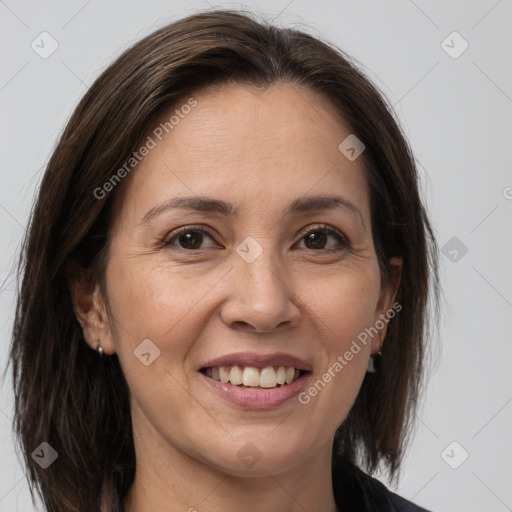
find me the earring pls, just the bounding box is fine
[366,350,382,373]
[96,339,104,357]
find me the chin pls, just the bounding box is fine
[196,435,313,477]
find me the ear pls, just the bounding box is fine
[66,261,115,355]
[372,256,403,354]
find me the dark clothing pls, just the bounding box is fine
[333,455,432,511]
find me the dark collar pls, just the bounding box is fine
[332,454,395,512]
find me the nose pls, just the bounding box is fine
[220,250,301,333]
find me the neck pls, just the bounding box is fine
[123,423,338,512]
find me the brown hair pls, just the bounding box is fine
[5,8,439,512]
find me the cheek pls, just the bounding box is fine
[295,273,380,434]
[104,256,216,361]
[305,268,381,352]
[103,259,212,423]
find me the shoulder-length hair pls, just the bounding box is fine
[6,8,439,512]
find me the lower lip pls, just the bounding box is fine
[200,372,310,409]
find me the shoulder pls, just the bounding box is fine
[386,489,432,512]
[331,454,433,512]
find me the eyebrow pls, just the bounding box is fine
[140,194,366,229]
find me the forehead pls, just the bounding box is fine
[112,82,371,225]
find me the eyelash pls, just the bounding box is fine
[162,224,350,253]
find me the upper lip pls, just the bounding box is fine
[200,351,312,371]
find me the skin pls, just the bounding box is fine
[71,82,402,512]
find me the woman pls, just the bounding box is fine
[7,8,439,512]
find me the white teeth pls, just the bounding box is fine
[229,366,243,386]
[242,367,260,387]
[260,366,277,388]
[219,366,229,383]
[205,365,302,388]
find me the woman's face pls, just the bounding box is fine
[90,82,400,475]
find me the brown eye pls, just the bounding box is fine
[297,225,349,251]
[175,231,204,250]
[304,231,328,249]
[164,227,218,250]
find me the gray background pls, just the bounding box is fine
[1,1,511,511]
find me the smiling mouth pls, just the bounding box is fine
[200,365,307,389]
